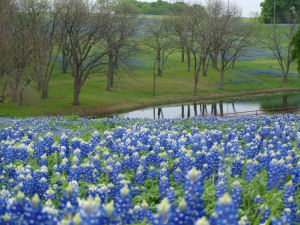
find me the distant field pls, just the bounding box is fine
[1,23,300,117]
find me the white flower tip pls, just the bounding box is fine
[141,200,148,209]
[188,167,200,180]
[121,184,130,197]
[157,198,170,215]
[16,191,24,200]
[219,193,232,205]
[105,200,115,216]
[179,198,187,210]
[73,213,82,225]
[32,194,40,205]
[195,217,209,225]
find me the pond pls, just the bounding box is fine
[120,93,300,119]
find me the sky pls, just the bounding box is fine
[236,0,263,17]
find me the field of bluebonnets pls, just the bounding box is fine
[0,114,299,225]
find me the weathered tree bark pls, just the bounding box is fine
[0,81,7,103]
[114,48,119,69]
[181,105,184,118]
[202,56,210,77]
[157,50,162,77]
[73,77,81,106]
[109,53,114,88]
[19,92,23,106]
[193,56,201,96]
[232,56,237,69]
[62,49,68,74]
[187,49,191,72]
[212,53,218,69]
[181,45,184,63]
[194,103,197,116]
[219,70,224,90]
[10,81,18,103]
[106,52,114,91]
[153,69,156,96]
[282,95,288,108]
[219,101,223,117]
[41,81,49,99]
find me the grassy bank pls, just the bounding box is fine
[1,53,300,117]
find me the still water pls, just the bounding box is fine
[120,93,300,119]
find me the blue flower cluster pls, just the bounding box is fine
[0,114,299,224]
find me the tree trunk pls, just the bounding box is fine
[110,59,114,88]
[19,91,23,106]
[232,57,236,69]
[219,101,224,117]
[0,81,7,103]
[212,53,218,69]
[181,45,184,63]
[282,95,288,108]
[107,52,113,91]
[37,79,42,91]
[10,81,18,103]
[114,48,119,69]
[187,49,191,72]
[73,78,81,106]
[157,50,162,77]
[202,57,207,77]
[193,57,199,96]
[153,69,156,96]
[41,81,49,99]
[62,49,68,74]
[219,70,224,90]
[283,69,289,83]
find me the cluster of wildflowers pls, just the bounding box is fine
[0,114,299,224]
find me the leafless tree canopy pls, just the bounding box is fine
[258,15,298,83]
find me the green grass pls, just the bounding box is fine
[1,50,300,117]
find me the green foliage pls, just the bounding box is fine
[292,25,300,74]
[260,0,300,24]
[132,0,190,15]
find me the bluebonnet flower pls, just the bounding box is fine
[159,176,170,199]
[238,216,249,225]
[230,181,242,209]
[115,184,134,225]
[257,206,271,224]
[152,198,171,225]
[23,194,54,225]
[231,155,243,178]
[59,183,79,210]
[215,171,228,198]
[169,198,193,225]
[245,159,257,183]
[184,168,205,222]
[253,194,264,203]
[210,193,238,225]
[133,200,153,223]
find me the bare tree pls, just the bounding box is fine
[184,5,211,96]
[206,0,248,90]
[19,0,48,90]
[0,0,34,105]
[0,0,14,103]
[20,0,62,99]
[168,9,188,63]
[59,0,108,105]
[259,15,298,83]
[146,19,177,96]
[101,0,139,91]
